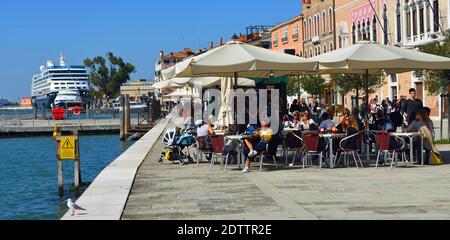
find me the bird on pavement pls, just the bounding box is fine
[67,199,87,216]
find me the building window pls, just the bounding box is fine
[373,18,377,42]
[329,42,334,51]
[323,44,328,53]
[282,27,289,43]
[367,19,371,41]
[293,23,299,40]
[322,11,326,35]
[433,0,440,32]
[352,23,356,44]
[415,82,424,100]
[396,3,402,43]
[329,8,333,32]
[383,5,389,44]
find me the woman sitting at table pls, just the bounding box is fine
[298,112,318,131]
[242,121,273,173]
[336,116,359,146]
[405,108,433,165]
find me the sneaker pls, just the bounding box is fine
[248,150,258,158]
[242,167,251,173]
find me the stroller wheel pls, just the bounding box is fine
[158,156,164,165]
[179,158,186,166]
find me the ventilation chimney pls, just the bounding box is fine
[219,37,223,45]
[210,41,214,49]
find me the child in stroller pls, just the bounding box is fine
[159,127,197,165]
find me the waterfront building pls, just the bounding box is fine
[120,79,156,101]
[302,0,336,58]
[234,25,273,49]
[333,0,449,118]
[379,0,449,119]
[270,15,304,56]
[154,48,195,82]
[31,54,90,109]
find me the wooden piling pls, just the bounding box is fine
[124,94,131,137]
[120,95,126,141]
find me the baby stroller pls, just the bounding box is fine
[159,127,196,165]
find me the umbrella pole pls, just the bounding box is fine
[234,72,238,134]
[364,69,369,131]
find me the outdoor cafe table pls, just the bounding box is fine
[224,135,253,170]
[391,132,425,166]
[320,133,347,169]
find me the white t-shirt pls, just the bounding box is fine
[197,125,210,137]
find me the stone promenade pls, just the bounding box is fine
[122,134,450,220]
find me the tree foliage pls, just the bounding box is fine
[298,75,327,97]
[418,34,450,95]
[330,74,384,95]
[84,52,136,99]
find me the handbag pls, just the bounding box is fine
[430,151,444,165]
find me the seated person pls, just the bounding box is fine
[242,121,273,173]
[405,109,433,165]
[318,112,335,131]
[333,116,359,156]
[195,120,215,138]
[298,113,317,131]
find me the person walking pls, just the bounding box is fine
[402,88,424,125]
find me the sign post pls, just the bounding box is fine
[55,129,81,197]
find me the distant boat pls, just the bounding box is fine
[112,100,148,110]
[54,90,83,110]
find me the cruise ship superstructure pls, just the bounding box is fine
[32,54,90,109]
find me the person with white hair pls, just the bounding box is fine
[241,121,273,173]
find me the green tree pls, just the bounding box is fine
[84,52,136,100]
[331,73,384,108]
[418,34,450,95]
[298,75,326,98]
[419,33,450,140]
[287,76,302,97]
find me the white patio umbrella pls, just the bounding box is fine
[310,42,450,128]
[152,79,184,89]
[170,77,256,88]
[171,40,318,79]
[218,77,234,127]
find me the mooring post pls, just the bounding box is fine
[119,95,126,141]
[73,130,81,194]
[124,94,131,137]
[55,130,64,197]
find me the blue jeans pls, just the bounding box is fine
[243,140,268,160]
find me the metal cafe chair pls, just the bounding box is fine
[195,136,213,167]
[209,135,231,172]
[302,132,324,169]
[257,135,280,172]
[284,131,304,167]
[375,132,407,168]
[336,132,363,168]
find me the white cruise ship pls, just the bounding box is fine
[32,54,90,109]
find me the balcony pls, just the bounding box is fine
[312,36,320,45]
[303,0,312,9]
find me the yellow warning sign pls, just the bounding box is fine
[60,136,76,160]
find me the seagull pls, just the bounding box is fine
[67,199,87,216]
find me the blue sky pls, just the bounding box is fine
[0,0,301,100]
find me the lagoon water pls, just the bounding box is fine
[0,135,129,220]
